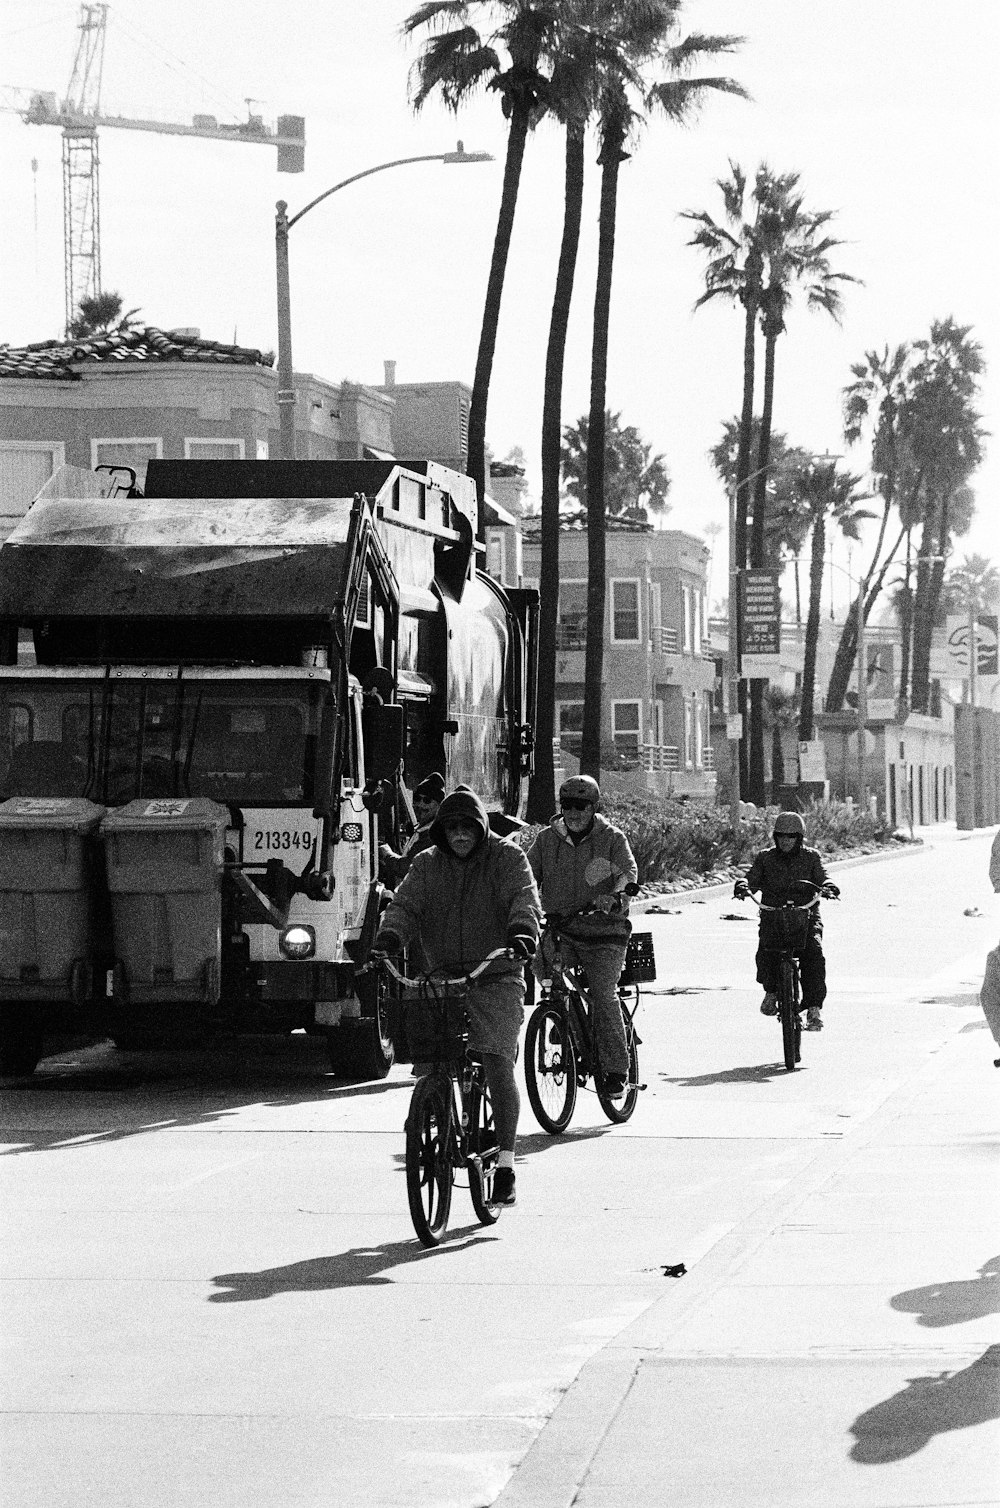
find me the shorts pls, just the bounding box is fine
[465,971,526,1064]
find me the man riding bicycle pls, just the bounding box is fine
[375,785,541,1207]
[734,810,839,1031]
[526,775,638,1098]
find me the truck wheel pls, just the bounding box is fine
[327,977,395,1080]
[0,1011,45,1076]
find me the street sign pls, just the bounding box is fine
[798,739,826,782]
[726,714,743,740]
[740,569,781,658]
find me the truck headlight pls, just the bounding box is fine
[279,925,316,960]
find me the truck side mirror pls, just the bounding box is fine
[364,702,405,785]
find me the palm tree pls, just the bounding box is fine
[826,343,916,715]
[579,17,746,778]
[561,409,670,521]
[529,5,597,821]
[744,184,859,802]
[684,165,798,797]
[403,1,562,530]
[67,291,141,340]
[794,461,874,747]
[901,319,985,713]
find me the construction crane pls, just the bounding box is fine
[2,3,305,334]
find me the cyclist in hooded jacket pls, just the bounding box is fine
[375,784,541,1206]
[526,775,638,1097]
[734,810,839,1030]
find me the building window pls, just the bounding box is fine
[555,701,583,756]
[647,581,661,650]
[183,438,246,460]
[682,584,692,652]
[611,579,640,642]
[91,437,163,492]
[0,443,66,521]
[683,696,694,767]
[693,588,702,654]
[557,581,587,648]
[612,700,641,753]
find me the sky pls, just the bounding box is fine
[1,0,997,613]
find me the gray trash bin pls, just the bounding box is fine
[0,796,105,1003]
[101,798,229,1005]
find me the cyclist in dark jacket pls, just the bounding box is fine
[376,784,541,1206]
[734,810,839,1031]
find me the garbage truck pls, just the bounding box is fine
[0,458,537,1076]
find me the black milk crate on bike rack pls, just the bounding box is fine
[621,931,656,984]
[403,994,467,1062]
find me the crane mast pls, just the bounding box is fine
[62,3,108,330]
[4,3,305,335]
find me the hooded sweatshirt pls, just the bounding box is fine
[376,785,541,974]
[526,811,637,942]
[745,836,829,909]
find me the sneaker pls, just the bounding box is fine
[804,1007,823,1031]
[603,1072,627,1098]
[760,993,778,1016]
[491,1167,516,1206]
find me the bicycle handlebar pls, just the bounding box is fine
[371,945,514,989]
[544,880,640,931]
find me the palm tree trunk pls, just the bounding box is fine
[467,105,532,535]
[528,125,585,821]
[581,136,624,779]
[734,284,758,799]
[798,512,825,745]
[824,514,905,713]
[748,326,778,804]
[911,493,951,712]
[909,503,939,713]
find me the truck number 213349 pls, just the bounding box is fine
[254,830,314,852]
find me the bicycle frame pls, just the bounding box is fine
[745,889,821,1072]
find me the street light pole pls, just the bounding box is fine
[274,142,493,461]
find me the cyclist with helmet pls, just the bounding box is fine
[526,775,638,1097]
[734,810,839,1030]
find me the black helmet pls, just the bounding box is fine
[560,774,601,806]
[773,811,805,838]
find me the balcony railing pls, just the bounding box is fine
[638,744,714,773]
[657,626,680,654]
[555,622,586,649]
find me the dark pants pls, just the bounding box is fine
[756,920,827,1012]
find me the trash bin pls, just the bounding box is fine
[101,798,229,1005]
[0,796,106,1002]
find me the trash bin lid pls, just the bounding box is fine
[101,797,230,833]
[0,796,106,833]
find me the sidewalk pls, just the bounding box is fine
[496,1006,999,1507]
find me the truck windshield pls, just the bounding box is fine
[0,679,332,807]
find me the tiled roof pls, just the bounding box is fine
[521,508,652,536]
[0,325,272,380]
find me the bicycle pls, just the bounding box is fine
[740,880,835,1072]
[523,894,650,1134]
[373,947,512,1248]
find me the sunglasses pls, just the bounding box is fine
[560,798,593,812]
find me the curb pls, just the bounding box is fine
[631,834,931,913]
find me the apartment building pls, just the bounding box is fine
[521,515,716,797]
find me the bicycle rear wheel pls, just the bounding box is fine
[779,958,801,1072]
[405,1075,454,1246]
[468,1076,501,1226]
[597,996,641,1123]
[524,1000,578,1134]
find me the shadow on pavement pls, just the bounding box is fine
[890,1255,1000,1328]
[659,1062,805,1087]
[208,1227,498,1301]
[1,1040,413,1156]
[848,1345,1000,1463]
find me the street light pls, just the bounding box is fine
[274,141,493,460]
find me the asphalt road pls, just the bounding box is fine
[1,826,996,1508]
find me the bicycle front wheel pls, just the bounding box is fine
[524,1001,578,1134]
[468,1077,501,1226]
[597,996,641,1123]
[405,1075,454,1246]
[779,958,800,1072]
